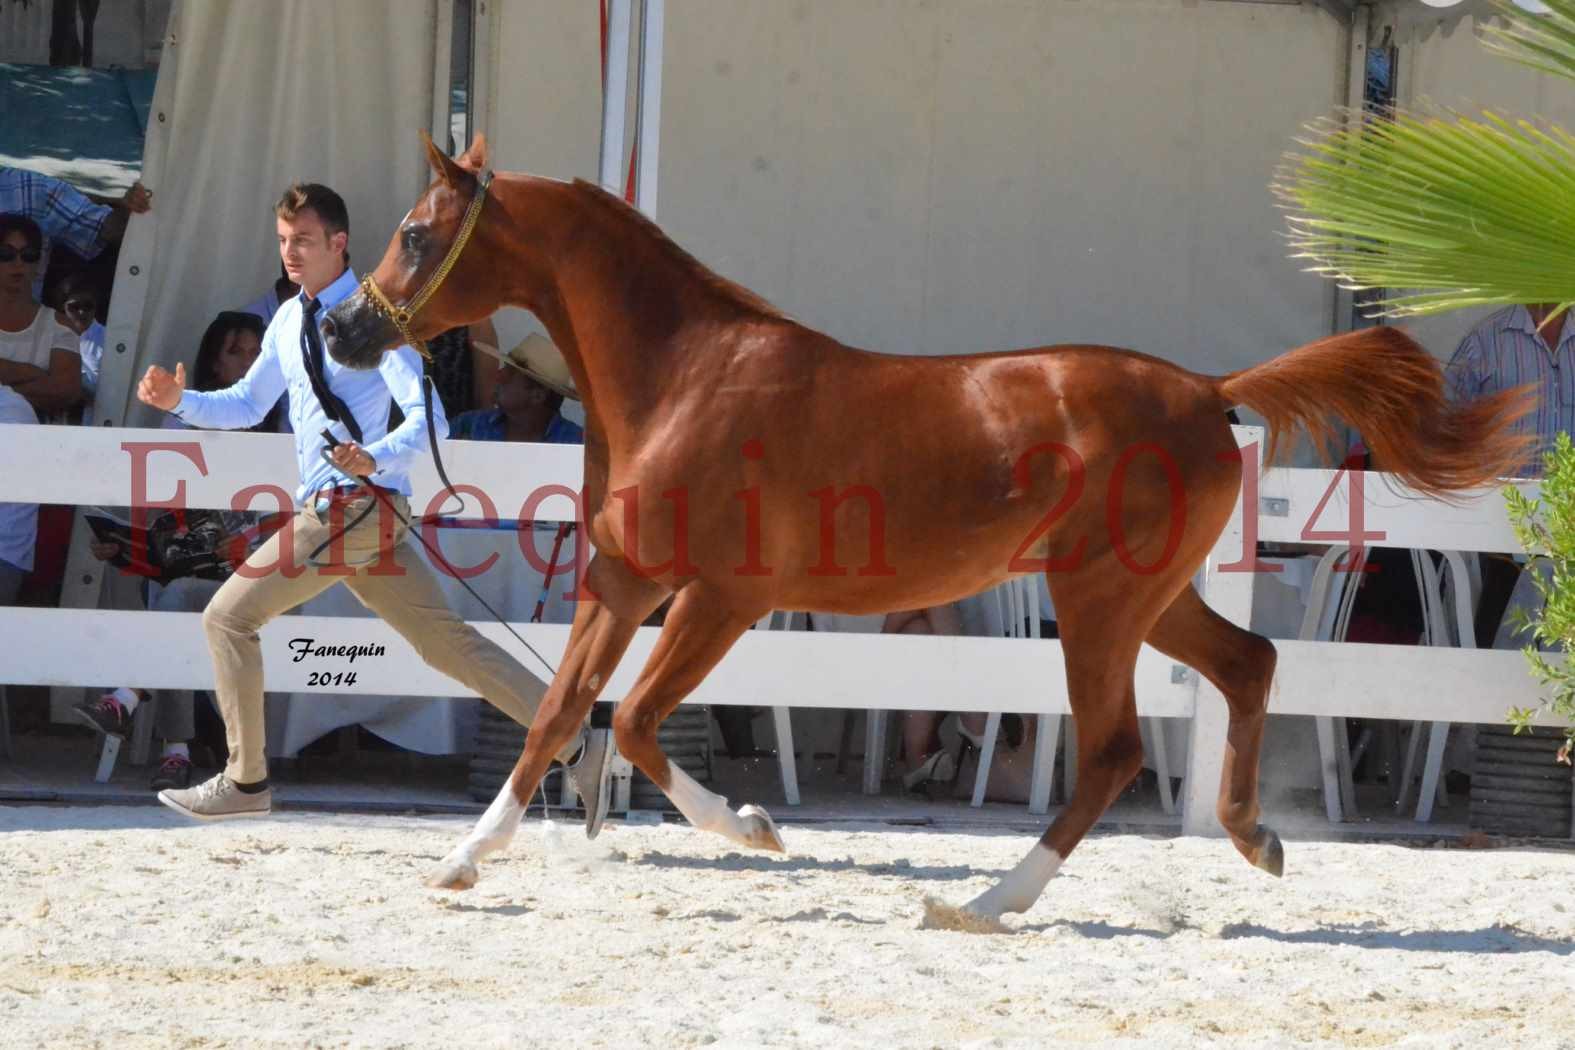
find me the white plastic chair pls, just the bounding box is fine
[847,580,1061,811]
[1396,549,1476,822]
[1304,544,1370,822]
[967,576,1060,814]
[964,576,1176,816]
[1305,545,1475,823]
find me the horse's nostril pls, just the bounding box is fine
[319,314,337,340]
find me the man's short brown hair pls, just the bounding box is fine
[275,183,348,233]
[275,183,349,262]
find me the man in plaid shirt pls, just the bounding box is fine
[0,165,152,298]
[1444,303,1573,647]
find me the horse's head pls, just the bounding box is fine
[323,131,503,370]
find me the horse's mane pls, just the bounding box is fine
[570,179,785,320]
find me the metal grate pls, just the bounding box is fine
[1469,724,1574,839]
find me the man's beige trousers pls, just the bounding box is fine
[201,491,551,783]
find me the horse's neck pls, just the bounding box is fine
[502,179,718,441]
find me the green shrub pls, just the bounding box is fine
[1503,431,1575,764]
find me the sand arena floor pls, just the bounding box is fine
[2,806,1573,1049]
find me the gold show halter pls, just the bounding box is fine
[324,168,563,694]
[361,169,494,357]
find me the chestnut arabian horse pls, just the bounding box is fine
[323,134,1531,923]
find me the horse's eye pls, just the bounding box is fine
[401,227,425,254]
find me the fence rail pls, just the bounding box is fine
[3,424,1563,834]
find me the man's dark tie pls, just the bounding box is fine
[300,296,363,444]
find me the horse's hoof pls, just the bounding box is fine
[738,804,786,853]
[1251,828,1284,878]
[426,857,479,891]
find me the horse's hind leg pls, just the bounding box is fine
[1145,584,1282,876]
[957,536,1222,922]
[610,583,785,852]
[960,621,1147,921]
[429,555,666,890]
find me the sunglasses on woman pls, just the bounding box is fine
[0,246,42,264]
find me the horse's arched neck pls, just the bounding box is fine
[490,177,733,444]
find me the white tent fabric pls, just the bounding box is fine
[104,0,440,432]
[50,0,445,724]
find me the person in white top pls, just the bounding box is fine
[0,381,39,604]
[0,214,82,420]
[55,270,106,425]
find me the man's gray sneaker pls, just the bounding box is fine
[158,774,271,822]
[565,728,614,839]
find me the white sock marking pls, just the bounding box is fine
[453,777,526,863]
[965,843,1063,919]
[664,763,737,837]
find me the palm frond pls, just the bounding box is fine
[1274,106,1575,317]
[1483,0,1575,84]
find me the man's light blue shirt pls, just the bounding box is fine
[172,267,448,505]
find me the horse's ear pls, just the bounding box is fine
[420,128,463,187]
[457,133,489,173]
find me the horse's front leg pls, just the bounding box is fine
[429,557,665,890]
[610,584,785,852]
[431,771,539,891]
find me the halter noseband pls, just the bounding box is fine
[361,169,494,356]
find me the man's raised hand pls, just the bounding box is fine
[137,363,186,411]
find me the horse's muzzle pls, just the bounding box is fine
[323,294,398,371]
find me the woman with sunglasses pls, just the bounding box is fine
[0,213,82,420]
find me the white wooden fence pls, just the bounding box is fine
[2,424,1564,834]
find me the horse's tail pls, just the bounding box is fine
[1213,326,1536,498]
